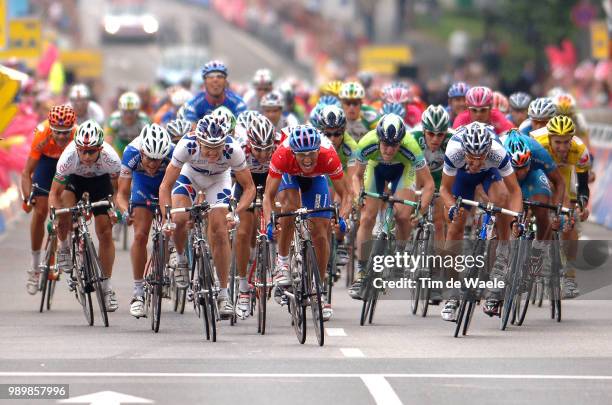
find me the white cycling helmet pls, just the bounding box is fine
[252,68,273,86]
[140,123,172,159]
[461,121,494,156]
[195,115,226,147]
[69,84,91,100]
[118,91,141,111]
[247,115,276,149]
[170,88,193,107]
[75,119,104,148]
[166,119,192,140]
[260,90,283,108]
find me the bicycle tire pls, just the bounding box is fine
[326,236,337,305]
[368,289,379,324]
[85,235,109,327]
[305,241,324,346]
[419,229,433,317]
[229,249,238,326]
[151,235,166,333]
[73,238,93,326]
[256,239,269,335]
[359,238,386,325]
[291,260,307,344]
[462,300,476,336]
[501,240,528,331]
[345,222,357,288]
[454,298,467,338]
[517,278,534,326]
[39,246,52,313]
[409,230,421,315]
[200,244,217,342]
[46,279,56,311]
[550,234,562,322]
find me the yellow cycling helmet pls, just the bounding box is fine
[547,115,575,137]
[319,80,344,97]
[554,93,576,115]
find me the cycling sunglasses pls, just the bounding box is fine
[293,150,318,159]
[251,144,274,153]
[342,100,361,107]
[324,129,344,138]
[468,107,491,113]
[51,127,72,134]
[205,72,227,80]
[78,148,102,156]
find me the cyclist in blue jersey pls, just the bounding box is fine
[183,60,247,123]
[116,124,174,318]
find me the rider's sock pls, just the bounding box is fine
[278,255,289,265]
[59,238,70,251]
[31,250,41,270]
[102,278,112,292]
[239,277,249,292]
[133,279,144,297]
[176,252,187,263]
[218,287,229,299]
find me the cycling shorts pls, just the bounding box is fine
[233,172,267,212]
[278,174,332,219]
[364,162,415,195]
[32,155,58,197]
[520,168,551,200]
[452,168,502,208]
[130,172,164,211]
[65,174,114,216]
[171,166,232,206]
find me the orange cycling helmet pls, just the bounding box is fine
[48,105,76,129]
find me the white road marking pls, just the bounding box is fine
[340,348,365,358]
[2,372,612,380]
[326,328,347,337]
[361,375,403,405]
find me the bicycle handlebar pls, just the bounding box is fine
[360,190,419,208]
[455,197,520,218]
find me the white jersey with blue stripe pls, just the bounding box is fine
[171,135,247,176]
[443,133,514,177]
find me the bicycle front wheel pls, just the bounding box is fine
[85,236,109,327]
[256,239,269,335]
[151,236,166,333]
[305,241,324,346]
[73,239,93,326]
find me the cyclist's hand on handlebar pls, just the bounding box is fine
[22,200,33,213]
[162,221,176,236]
[332,217,347,234]
[510,217,524,238]
[267,221,279,241]
[448,205,465,223]
[226,212,239,230]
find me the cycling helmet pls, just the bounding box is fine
[318,94,341,106]
[195,116,227,147]
[508,92,532,110]
[546,115,575,137]
[140,123,172,159]
[421,105,450,133]
[447,81,470,98]
[260,90,284,108]
[252,68,273,86]
[376,113,406,145]
[236,110,262,131]
[75,119,104,148]
[48,105,76,128]
[320,105,346,129]
[382,84,411,104]
[528,97,556,120]
[211,106,236,133]
[170,88,193,107]
[547,86,566,99]
[68,84,91,100]
[201,60,228,77]
[381,103,406,120]
[118,91,141,111]
[505,132,532,168]
[289,125,321,152]
[339,82,365,100]
[319,80,343,97]
[309,104,325,131]
[166,119,192,140]
[554,93,576,115]
[247,115,276,149]
[465,86,493,107]
[492,91,509,113]
[461,122,494,155]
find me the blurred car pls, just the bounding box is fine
[156,45,209,86]
[102,0,159,42]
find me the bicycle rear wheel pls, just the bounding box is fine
[85,236,109,327]
[305,241,324,346]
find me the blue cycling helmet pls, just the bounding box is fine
[376,113,406,145]
[381,103,406,120]
[504,130,532,168]
[201,60,228,78]
[318,94,341,107]
[448,81,470,98]
[289,125,321,153]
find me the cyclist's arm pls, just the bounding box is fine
[353,162,366,199]
[117,177,130,213]
[576,171,590,204]
[20,157,38,200]
[48,179,66,210]
[547,168,565,206]
[263,175,282,224]
[330,175,351,219]
[159,164,182,216]
[234,167,255,214]
[415,166,434,216]
[440,173,456,211]
[501,172,523,213]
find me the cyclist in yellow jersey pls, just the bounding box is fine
[533,115,590,299]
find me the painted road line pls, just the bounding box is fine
[361,375,403,405]
[326,328,347,337]
[340,348,365,358]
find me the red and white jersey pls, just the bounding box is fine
[452,108,514,135]
[268,135,343,180]
[240,131,282,174]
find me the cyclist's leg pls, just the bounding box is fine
[130,206,154,286]
[433,197,446,250]
[170,172,197,256]
[392,165,417,243]
[277,174,300,258]
[521,168,553,240]
[483,169,509,240]
[356,162,388,260]
[30,156,57,267]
